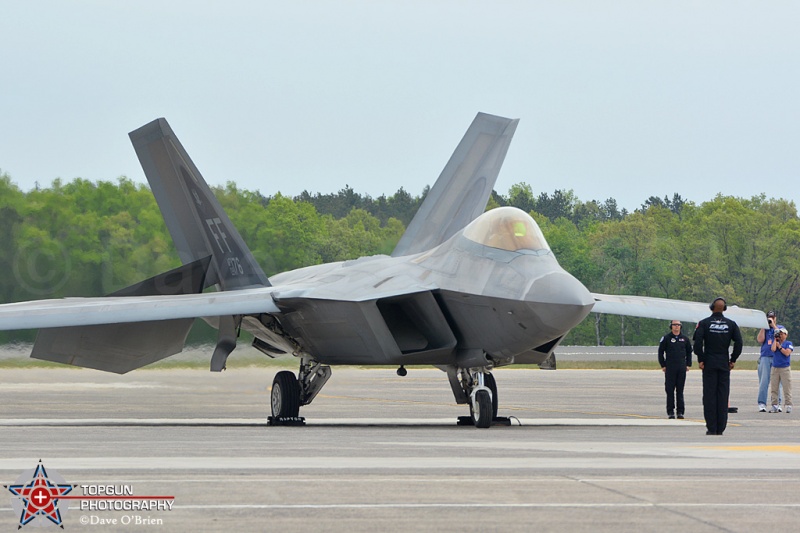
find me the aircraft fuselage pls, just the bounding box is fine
[262,208,595,368]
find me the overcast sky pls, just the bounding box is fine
[2,1,798,211]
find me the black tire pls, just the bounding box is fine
[471,389,493,428]
[484,372,498,420]
[271,371,301,418]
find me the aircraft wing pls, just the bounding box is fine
[0,288,280,331]
[591,293,768,329]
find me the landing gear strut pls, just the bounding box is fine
[467,371,495,428]
[268,357,331,426]
[469,372,497,428]
[451,367,509,428]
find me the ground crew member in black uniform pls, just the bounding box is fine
[658,320,692,419]
[693,297,743,435]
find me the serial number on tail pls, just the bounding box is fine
[227,257,244,276]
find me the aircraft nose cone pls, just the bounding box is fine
[526,271,594,307]
[525,271,595,330]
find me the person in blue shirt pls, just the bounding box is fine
[769,327,793,414]
[757,311,783,412]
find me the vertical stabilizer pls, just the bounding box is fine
[391,113,519,257]
[129,119,270,290]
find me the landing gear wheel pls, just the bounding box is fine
[484,372,498,420]
[271,371,300,418]
[471,389,493,428]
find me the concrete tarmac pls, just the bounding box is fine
[1,366,798,532]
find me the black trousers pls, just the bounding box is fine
[702,367,730,434]
[664,366,686,415]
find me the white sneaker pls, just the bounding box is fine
[787,406,793,414]
[759,404,767,412]
[770,405,780,413]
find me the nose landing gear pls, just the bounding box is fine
[452,368,510,428]
[469,372,498,427]
[471,389,493,427]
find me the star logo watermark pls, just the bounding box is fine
[5,460,75,529]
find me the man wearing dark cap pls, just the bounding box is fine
[756,310,783,411]
[693,297,743,435]
[658,320,692,419]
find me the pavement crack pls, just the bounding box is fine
[571,477,734,532]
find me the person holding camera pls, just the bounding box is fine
[693,297,743,435]
[658,320,692,419]
[757,311,783,411]
[769,327,793,413]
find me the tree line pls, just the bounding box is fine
[1,172,798,346]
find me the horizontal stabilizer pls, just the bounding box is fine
[29,257,214,373]
[591,293,768,329]
[392,113,518,257]
[110,255,211,297]
[31,319,195,374]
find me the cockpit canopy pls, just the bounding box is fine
[462,207,550,252]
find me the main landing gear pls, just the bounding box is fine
[268,357,331,426]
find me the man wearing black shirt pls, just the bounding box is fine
[693,297,743,435]
[658,320,692,419]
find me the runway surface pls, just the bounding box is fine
[1,366,798,532]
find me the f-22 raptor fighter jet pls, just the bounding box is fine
[0,113,767,427]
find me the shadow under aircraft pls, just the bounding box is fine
[0,113,767,427]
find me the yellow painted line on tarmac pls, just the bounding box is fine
[702,445,800,454]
